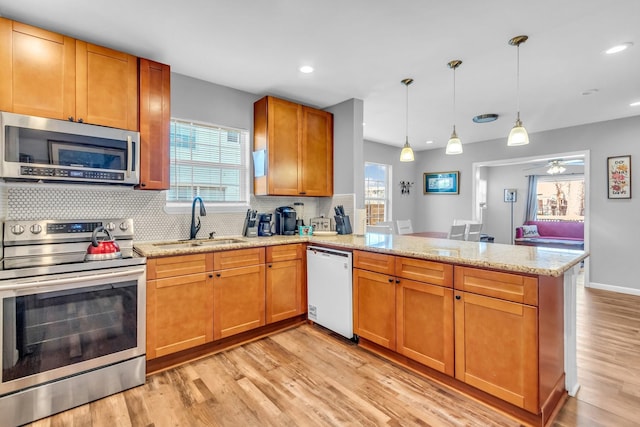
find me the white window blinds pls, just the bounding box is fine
[167,119,249,204]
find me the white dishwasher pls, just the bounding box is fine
[306,246,354,339]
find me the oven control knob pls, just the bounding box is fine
[105,222,116,232]
[30,224,43,234]
[119,222,129,231]
[10,224,25,235]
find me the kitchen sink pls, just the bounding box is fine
[152,238,247,249]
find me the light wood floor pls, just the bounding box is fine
[29,277,640,427]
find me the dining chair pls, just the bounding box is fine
[366,224,393,234]
[466,223,483,241]
[448,224,466,240]
[378,221,397,234]
[396,219,413,235]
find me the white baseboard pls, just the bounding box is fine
[587,282,640,296]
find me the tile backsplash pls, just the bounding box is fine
[1,183,354,242]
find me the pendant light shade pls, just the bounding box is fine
[446,60,463,155]
[399,78,415,162]
[507,35,529,147]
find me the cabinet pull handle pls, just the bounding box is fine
[299,192,306,195]
[455,295,461,300]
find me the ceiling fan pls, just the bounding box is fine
[524,158,585,174]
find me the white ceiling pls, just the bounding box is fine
[1,0,639,151]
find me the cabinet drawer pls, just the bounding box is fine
[354,250,395,275]
[214,247,265,270]
[147,253,212,279]
[395,257,453,287]
[267,243,304,262]
[454,266,538,306]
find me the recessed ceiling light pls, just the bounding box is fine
[299,65,314,73]
[605,42,633,54]
[472,114,499,123]
[581,89,599,96]
[631,101,640,107]
[425,140,434,144]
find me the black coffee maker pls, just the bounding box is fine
[258,213,272,236]
[274,206,296,235]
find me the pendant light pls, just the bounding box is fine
[446,60,463,155]
[399,78,415,162]
[507,35,529,146]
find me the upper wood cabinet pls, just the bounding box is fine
[253,96,333,197]
[0,18,138,130]
[138,58,171,190]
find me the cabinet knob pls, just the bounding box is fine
[139,182,147,187]
[68,116,74,122]
[78,118,84,123]
[268,264,272,268]
[216,273,221,277]
[209,274,213,278]
[388,278,394,283]
[455,295,461,300]
[395,279,400,284]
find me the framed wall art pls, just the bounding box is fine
[607,155,631,199]
[423,171,459,194]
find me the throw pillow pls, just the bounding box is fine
[522,225,540,238]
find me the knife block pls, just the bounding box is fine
[334,215,352,235]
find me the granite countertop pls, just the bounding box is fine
[134,233,588,277]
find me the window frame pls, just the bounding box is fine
[535,174,585,221]
[364,161,393,225]
[164,118,251,214]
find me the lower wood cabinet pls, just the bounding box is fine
[453,266,547,414]
[454,290,537,412]
[353,251,454,375]
[212,248,266,340]
[146,253,214,359]
[266,244,305,324]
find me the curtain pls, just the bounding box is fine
[524,175,538,222]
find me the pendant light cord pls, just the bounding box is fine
[516,44,521,121]
[452,66,457,132]
[405,81,409,144]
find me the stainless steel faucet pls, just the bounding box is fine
[190,196,207,239]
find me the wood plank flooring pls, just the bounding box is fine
[29,275,640,427]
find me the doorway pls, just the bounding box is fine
[471,149,590,285]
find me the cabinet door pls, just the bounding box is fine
[266,259,304,323]
[267,97,301,195]
[147,273,214,359]
[213,264,266,339]
[300,106,333,196]
[353,268,396,349]
[75,41,138,130]
[138,58,170,190]
[0,19,75,120]
[454,291,539,413]
[396,279,454,375]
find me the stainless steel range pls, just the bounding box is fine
[0,218,146,426]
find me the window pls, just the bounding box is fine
[167,119,249,207]
[536,175,585,221]
[364,162,392,225]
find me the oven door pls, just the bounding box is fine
[0,265,145,396]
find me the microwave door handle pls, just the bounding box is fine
[126,135,132,178]
[4,268,146,291]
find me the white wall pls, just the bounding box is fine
[413,115,640,293]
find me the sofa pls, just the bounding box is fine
[515,220,584,250]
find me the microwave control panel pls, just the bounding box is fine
[20,166,125,181]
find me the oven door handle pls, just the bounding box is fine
[5,268,146,291]
[126,135,132,178]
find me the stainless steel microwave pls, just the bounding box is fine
[0,111,140,185]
